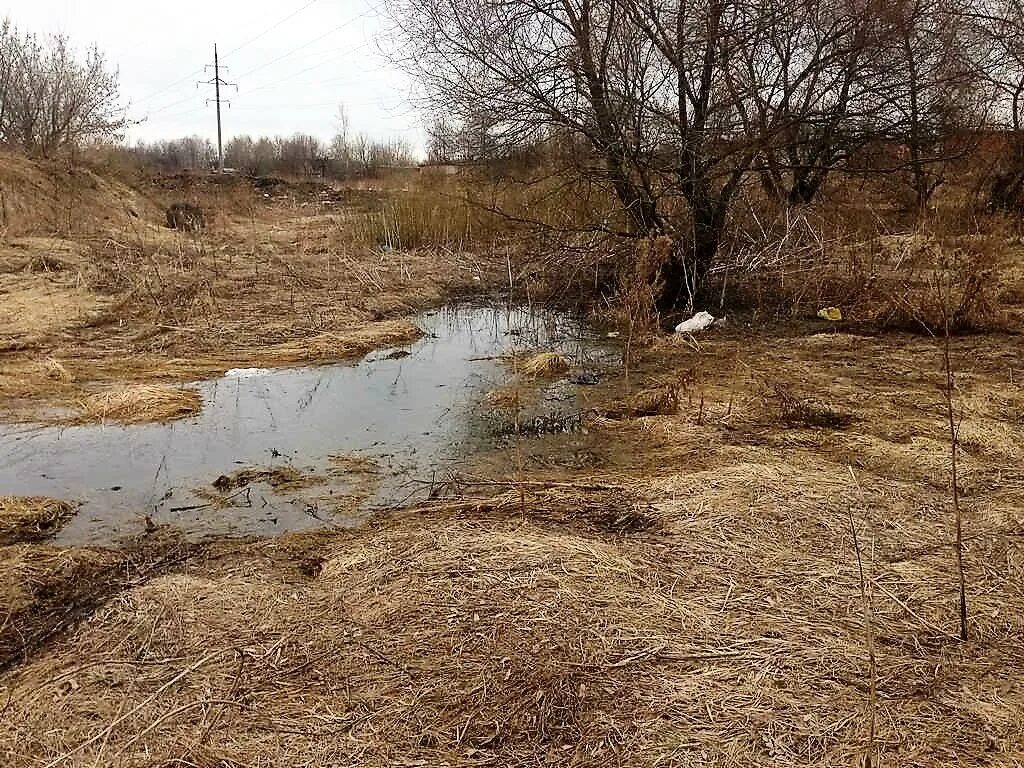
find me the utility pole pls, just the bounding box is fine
[200,44,236,173]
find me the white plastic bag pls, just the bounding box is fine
[674,311,716,334]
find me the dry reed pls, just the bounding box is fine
[77,385,202,425]
[519,352,570,379]
[0,497,75,545]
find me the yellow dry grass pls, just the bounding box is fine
[1,152,1023,767]
[0,466,1020,766]
[0,545,119,631]
[328,453,383,510]
[38,357,73,383]
[484,383,526,408]
[262,319,423,365]
[519,351,570,378]
[211,466,320,493]
[0,280,101,352]
[0,496,75,545]
[77,384,202,425]
[626,383,680,416]
[0,324,1021,766]
[0,157,498,423]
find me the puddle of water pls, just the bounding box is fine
[0,304,615,545]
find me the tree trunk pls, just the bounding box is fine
[656,202,724,311]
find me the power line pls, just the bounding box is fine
[144,50,368,120]
[238,44,375,98]
[233,5,379,81]
[134,68,207,108]
[134,0,324,107]
[223,0,323,58]
[146,92,202,118]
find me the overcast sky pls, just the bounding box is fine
[1,0,423,150]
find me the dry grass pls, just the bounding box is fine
[0,545,121,668]
[519,351,571,379]
[2,151,1024,767]
[0,278,102,353]
[0,160,505,423]
[484,383,527,408]
[211,466,321,493]
[625,383,680,417]
[328,454,383,510]
[262,320,423,365]
[718,229,1022,333]
[77,384,202,425]
[0,528,193,674]
[0,467,1021,766]
[0,497,75,545]
[0,325,1021,766]
[38,357,73,383]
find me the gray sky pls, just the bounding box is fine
[1,0,423,150]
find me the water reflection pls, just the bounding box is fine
[0,304,611,544]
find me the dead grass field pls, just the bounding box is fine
[0,325,1021,767]
[0,156,1022,766]
[0,160,498,424]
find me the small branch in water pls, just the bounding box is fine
[168,502,211,513]
[169,486,251,513]
[429,474,631,492]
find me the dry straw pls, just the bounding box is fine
[1,464,1021,766]
[38,358,73,384]
[519,351,570,378]
[0,497,75,545]
[78,385,202,425]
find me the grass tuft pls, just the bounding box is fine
[519,352,570,379]
[78,385,202,425]
[0,496,75,545]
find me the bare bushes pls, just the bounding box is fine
[0,21,125,156]
[878,238,1003,334]
[165,203,206,232]
[713,205,1011,333]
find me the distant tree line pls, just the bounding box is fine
[390,0,1024,306]
[129,130,416,179]
[0,19,125,156]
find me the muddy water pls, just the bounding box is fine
[0,305,614,545]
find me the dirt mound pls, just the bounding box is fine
[0,152,160,236]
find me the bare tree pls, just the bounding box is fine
[847,0,990,211]
[387,0,912,306]
[968,0,1024,209]
[749,0,888,205]
[0,20,125,156]
[426,115,458,163]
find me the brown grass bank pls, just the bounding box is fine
[0,325,1020,766]
[0,163,503,422]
